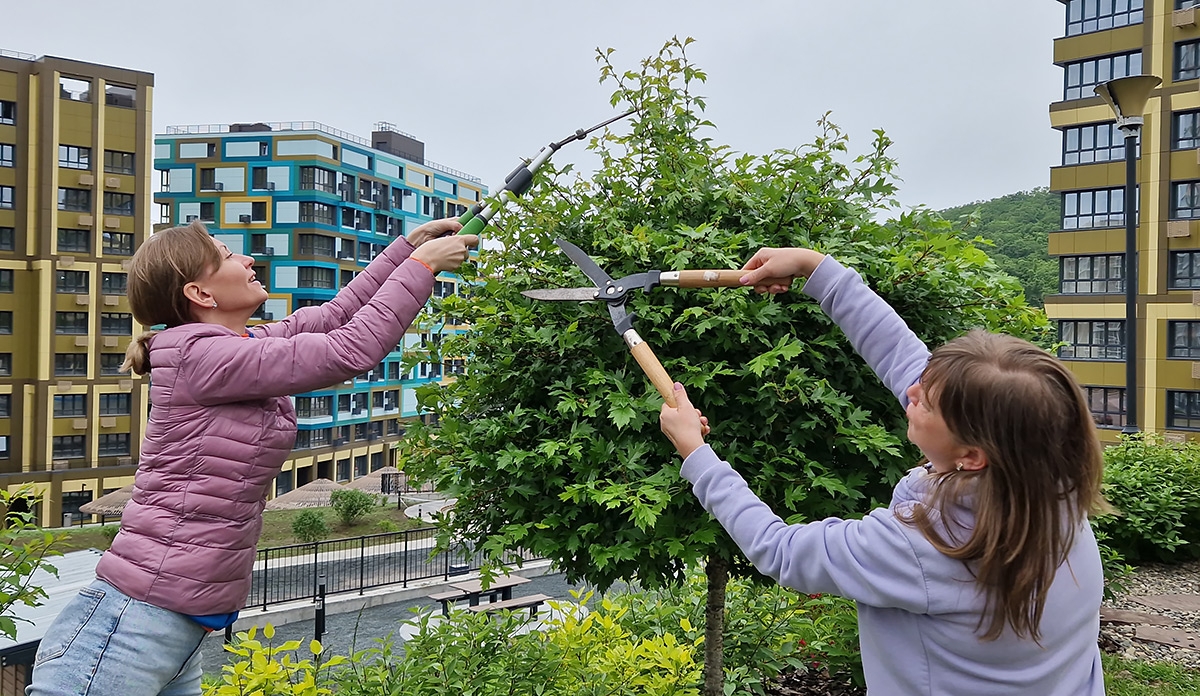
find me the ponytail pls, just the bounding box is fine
[121,330,158,376]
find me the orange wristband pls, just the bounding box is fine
[412,258,435,276]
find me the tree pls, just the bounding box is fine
[400,37,1047,695]
[329,489,377,527]
[939,188,1060,306]
[1,487,66,641]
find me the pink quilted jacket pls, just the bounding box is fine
[96,239,433,615]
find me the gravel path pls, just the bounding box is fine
[1100,559,1200,669]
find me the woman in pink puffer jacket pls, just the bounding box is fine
[28,219,477,696]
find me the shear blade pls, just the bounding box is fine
[521,288,600,302]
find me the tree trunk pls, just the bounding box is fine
[703,554,728,696]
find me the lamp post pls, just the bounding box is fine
[1094,74,1161,434]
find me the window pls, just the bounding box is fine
[104,150,135,175]
[1168,390,1200,430]
[0,394,8,417]
[98,395,129,419]
[56,270,88,294]
[1065,0,1143,37]
[298,267,335,289]
[0,353,9,376]
[58,188,90,212]
[355,455,368,477]
[1060,254,1123,294]
[199,168,216,190]
[57,228,90,253]
[252,167,268,190]
[100,353,124,375]
[102,272,127,295]
[0,186,13,209]
[336,459,350,482]
[1182,1,1200,9]
[0,143,12,168]
[103,232,134,256]
[59,145,91,170]
[104,193,134,216]
[1174,111,1200,150]
[1085,386,1126,429]
[1171,250,1200,288]
[295,395,333,418]
[0,227,12,251]
[101,312,132,335]
[99,433,131,456]
[0,100,13,125]
[1169,321,1200,359]
[1062,188,1129,229]
[1173,181,1200,219]
[54,353,87,376]
[299,201,336,225]
[1064,52,1141,100]
[0,310,9,334]
[299,166,336,193]
[199,201,215,222]
[298,234,336,257]
[1180,40,1200,82]
[1063,122,1135,165]
[55,312,89,335]
[1058,320,1125,361]
[52,435,86,459]
[0,269,11,292]
[422,195,446,219]
[104,83,136,108]
[294,298,326,308]
[251,201,267,222]
[54,394,87,417]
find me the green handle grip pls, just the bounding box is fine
[460,216,488,237]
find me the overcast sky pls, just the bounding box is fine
[3,0,1063,212]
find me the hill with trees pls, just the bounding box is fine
[939,187,1059,306]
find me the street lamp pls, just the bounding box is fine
[1094,74,1161,434]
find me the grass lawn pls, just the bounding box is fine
[1104,654,1200,695]
[19,504,425,555]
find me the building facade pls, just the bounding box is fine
[1047,0,1200,440]
[153,121,482,497]
[0,49,154,527]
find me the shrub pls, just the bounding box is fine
[291,510,329,543]
[376,519,399,534]
[203,624,345,696]
[1095,433,1200,564]
[101,524,120,545]
[329,489,378,527]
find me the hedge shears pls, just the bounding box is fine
[522,239,791,407]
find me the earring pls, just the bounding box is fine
[955,462,964,472]
[211,300,218,309]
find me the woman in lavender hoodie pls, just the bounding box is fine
[28,219,477,696]
[660,247,1109,695]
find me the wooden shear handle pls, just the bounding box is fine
[624,330,677,408]
[669,270,794,289]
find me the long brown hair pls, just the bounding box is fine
[896,330,1107,642]
[121,221,222,375]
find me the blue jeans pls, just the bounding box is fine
[27,579,207,696]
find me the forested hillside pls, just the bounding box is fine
[939,187,1059,306]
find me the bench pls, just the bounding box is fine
[427,575,532,616]
[467,593,553,619]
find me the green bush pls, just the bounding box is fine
[1095,434,1200,564]
[101,524,120,545]
[203,624,345,696]
[333,595,700,695]
[291,510,329,544]
[329,489,377,527]
[605,569,862,693]
[376,519,399,534]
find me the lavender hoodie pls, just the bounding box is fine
[681,257,1104,695]
[96,239,433,615]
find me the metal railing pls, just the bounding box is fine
[248,526,538,610]
[0,48,36,61]
[162,121,482,183]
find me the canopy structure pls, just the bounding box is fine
[344,466,399,494]
[78,484,134,516]
[264,478,343,510]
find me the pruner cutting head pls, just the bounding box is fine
[551,238,637,335]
